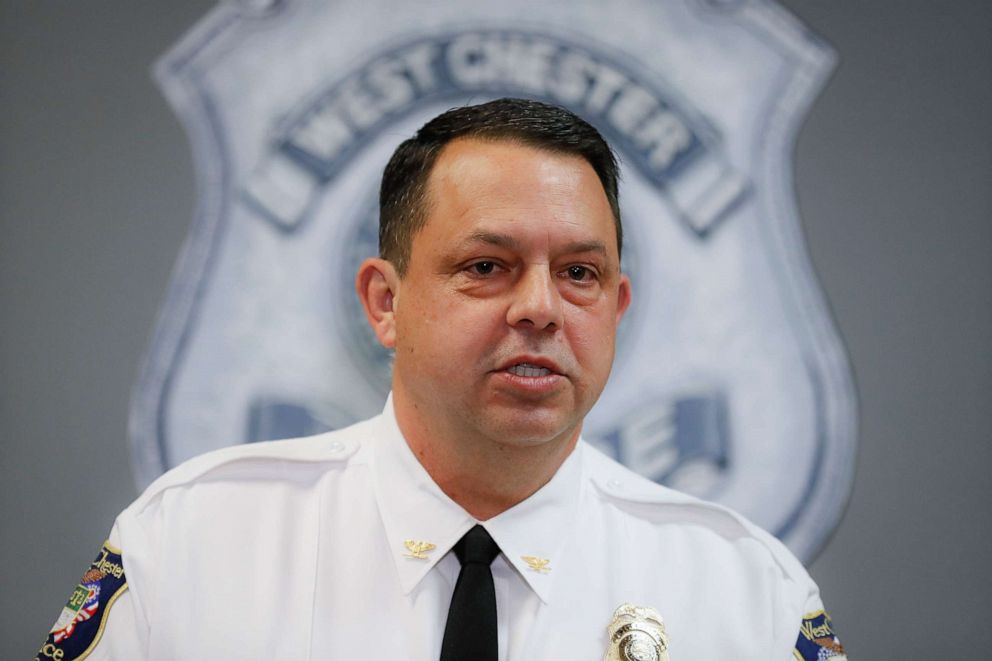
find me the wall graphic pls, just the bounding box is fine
[131,0,857,562]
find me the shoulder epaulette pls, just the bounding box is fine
[132,417,374,512]
[583,442,812,585]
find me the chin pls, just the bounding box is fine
[484,413,579,450]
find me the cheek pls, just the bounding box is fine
[398,294,497,360]
[567,308,618,368]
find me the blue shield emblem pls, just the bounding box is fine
[132,0,857,562]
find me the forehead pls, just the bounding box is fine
[419,138,616,252]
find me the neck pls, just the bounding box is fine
[391,390,579,520]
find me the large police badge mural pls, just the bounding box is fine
[131,0,857,561]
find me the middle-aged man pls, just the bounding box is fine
[38,98,846,661]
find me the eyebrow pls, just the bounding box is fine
[464,231,519,250]
[461,231,609,257]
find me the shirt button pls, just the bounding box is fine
[607,478,623,490]
[328,441,346,453]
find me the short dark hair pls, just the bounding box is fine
[379,98,622,275]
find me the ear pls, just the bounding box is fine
[615,273,632,326]
[356,257,400,349]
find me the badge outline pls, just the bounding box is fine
[133,0,858,563]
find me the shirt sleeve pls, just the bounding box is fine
[34,524,148,660]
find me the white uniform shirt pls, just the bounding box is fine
[39,397,843,660]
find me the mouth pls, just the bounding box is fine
[496,356,564,377]
[492,357,566,395]
[506,363,555,378]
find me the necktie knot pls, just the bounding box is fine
[454,525,501,566]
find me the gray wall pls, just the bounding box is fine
[2,1,989,657]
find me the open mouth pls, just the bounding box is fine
[506,363,554,377]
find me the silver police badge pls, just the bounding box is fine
[132,0,857,562]
[605,604,669,661]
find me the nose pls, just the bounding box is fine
[506,266,563,331]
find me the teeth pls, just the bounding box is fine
[508,363,552,377]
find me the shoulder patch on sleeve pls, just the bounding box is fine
[37,541,128,661]
[794,610,847,660]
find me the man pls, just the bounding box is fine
[38,99,846,660]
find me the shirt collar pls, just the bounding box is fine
[483,437,582,604]
[369,394,583,604]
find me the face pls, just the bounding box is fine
[382,138,630,451]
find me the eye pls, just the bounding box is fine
[563,265,595,282]
[467,261,497,276]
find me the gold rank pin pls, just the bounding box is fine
[402,540,436,559]
[521,555,551,573]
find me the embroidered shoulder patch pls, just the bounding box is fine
[794,610,847,660]
[37,541,128,661]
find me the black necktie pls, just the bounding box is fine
[439,525,501,661]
